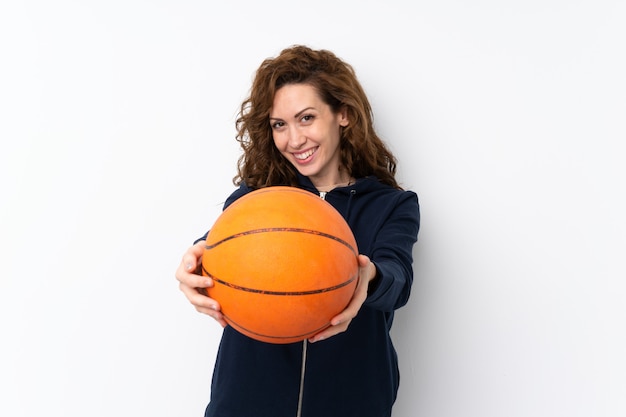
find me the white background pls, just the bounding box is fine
[1,1,624,416]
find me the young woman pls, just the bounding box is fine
[175,45,420,417]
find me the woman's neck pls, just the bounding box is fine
[313,175,354,192]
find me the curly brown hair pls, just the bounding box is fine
[234,45,400,190]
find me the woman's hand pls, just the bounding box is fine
[175,241,227,327]
[308,254,377,343]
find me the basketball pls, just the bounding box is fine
[201,186,359,344]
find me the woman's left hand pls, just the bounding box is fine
[308,254,377,343]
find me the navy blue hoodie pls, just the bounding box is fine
[200,174,420,417]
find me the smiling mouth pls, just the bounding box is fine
[293,147,318,160]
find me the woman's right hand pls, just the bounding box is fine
[175,241,227,327]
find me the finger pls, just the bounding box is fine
[313,273,368,340]
[328,299,360,327]
[180,240,206,271]
[175,252,213,286]
[176,267,214,289]
[180,253,201,275]
[198,306,228,327]
[333,280,367,323]
[197,306,228,328]
[309,320,351,343]
[179,282,220,310]
[190,294,227,328]
[179,283,227,328]
[358,254,371,267]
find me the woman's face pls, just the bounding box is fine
[270,83,349,189]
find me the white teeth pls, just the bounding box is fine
[294,148,316,160]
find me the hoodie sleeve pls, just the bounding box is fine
[363,190,420,312]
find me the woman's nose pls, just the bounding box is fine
[288,127,306,149]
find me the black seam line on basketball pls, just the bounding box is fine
[204,227,357,255]
[222,312,330,340]
[202,265,358,296]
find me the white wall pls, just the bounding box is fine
[1,1,624,416]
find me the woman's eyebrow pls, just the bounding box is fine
[270,107,315,122]
[294,107,315,119]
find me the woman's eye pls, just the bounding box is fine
[271,121,284,129]
[301,115,314,123]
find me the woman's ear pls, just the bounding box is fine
[339,106,350,127]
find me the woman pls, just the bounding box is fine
[176,45,420,417]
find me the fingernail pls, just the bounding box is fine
[185,263,193,271]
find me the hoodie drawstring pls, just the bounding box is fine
[296,339,308,417]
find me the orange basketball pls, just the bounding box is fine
[201,186,359,344]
